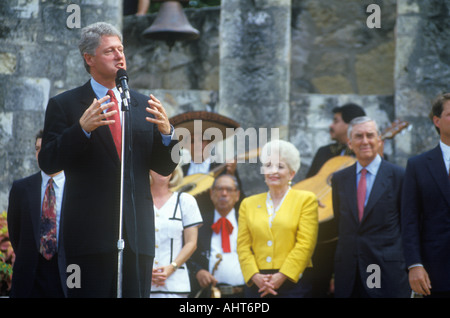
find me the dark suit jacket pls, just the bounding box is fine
[331,159,410,297]
[401,145,450,292]
[7,172,67,297]
[38,81,178,296]
[187,208,239,297]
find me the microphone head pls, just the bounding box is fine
[115,69,128,86]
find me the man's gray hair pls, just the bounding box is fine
[347,116,380,139]
[78,22,123,73]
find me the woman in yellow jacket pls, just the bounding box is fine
[237,140,318,297]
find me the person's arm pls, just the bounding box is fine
[152,226,198,286]
[401,159,430,295]
[136,0,150,15]
[236,198,260,285]
[39,95,114,174]
[279,192,318,282]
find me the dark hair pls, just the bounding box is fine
[332,103,366,124]
[430,93,450,135]
[212,174,240,191]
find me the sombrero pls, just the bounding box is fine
[169,111,241,138]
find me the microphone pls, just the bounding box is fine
[115,69,130,110]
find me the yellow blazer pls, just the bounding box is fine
[237,189,318,284]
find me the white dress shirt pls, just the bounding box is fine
[209,209,245,286]
[187,157,212,175]
[440,140,450,174]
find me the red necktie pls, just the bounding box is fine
[40,178,57,260]
[357,168,367,221]
[211,217,234,253]
[107,90,122,160]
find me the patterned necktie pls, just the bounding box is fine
[211,217,234,253]
[107,90,122,160]
[357,168,367,221]
[40,178,57,260]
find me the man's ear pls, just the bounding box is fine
[84,53,94,67]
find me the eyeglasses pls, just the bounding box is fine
[212,187,237,193]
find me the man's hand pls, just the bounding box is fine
[409,266,432,296]
[196,269,218,288]
[145,94,171,135]
[79,96,117,133]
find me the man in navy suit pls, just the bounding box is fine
[38,22,178,297]
[332,116,410,297]
[7,130,66,297]
[401,93,450,298]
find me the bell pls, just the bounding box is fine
[142,1,200,45]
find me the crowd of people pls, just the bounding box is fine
[6,21,450,299]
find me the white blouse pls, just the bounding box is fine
[151,192,203,295]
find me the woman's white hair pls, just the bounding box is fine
[260,139,301,173]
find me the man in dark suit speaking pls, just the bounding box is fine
[331,116,410,298]
[38,22,178,297]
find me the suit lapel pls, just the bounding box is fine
[29,173,43,250]
[340,165,359,222]
[427,146,450,208]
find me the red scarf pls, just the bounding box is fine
[211,217,234,253]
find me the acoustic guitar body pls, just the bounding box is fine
[171,173,216,197]
[293,155,355,243]
[293,155,356,223]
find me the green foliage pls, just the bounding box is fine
[0,211,14,296]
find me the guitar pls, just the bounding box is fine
[293,119,409,228]
[172,147,261,196]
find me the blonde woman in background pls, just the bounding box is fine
[149,165,203,298]
[237,140,318,298]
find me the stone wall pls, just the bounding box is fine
[394,0,450,166]
[1,0,448,209]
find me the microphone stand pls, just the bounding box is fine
[117,86,130,298]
